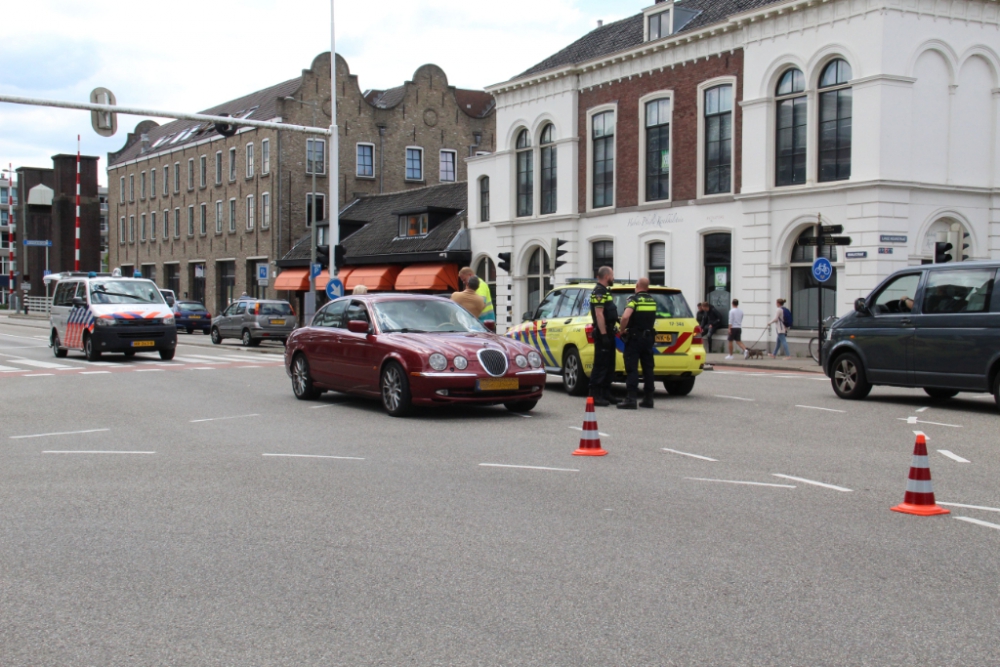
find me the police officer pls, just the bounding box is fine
[459,266,495,325]
[589,266,619,406]
[617,277,657,410]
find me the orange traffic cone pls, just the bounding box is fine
[573,397,608,457]
[891,434,950,516]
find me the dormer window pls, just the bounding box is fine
[647,10,670,41]
[398,213,429,238]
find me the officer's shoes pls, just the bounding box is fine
[604,392,622,405]
[591,395,611,407]
[639,395,655,408]
[617,397,638,410]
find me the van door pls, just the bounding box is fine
[852,272,922,385]
[51,281,75,344]
[911,267,998,391]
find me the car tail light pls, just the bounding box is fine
[585,324,594,344]
[693,325,703,346]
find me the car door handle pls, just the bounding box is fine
[563,318,573,324]
[900,319,911,325]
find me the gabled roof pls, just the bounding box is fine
[363,85,494,118]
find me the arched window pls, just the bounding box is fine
[526,246,551,313]
[475,256,497,307]
[540,124,557,215]
[516,129,533,217]
[818,59,852,183]
[479,176,490,223]
[775,68,806,186]
[790,227,837,328]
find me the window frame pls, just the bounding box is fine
[479,176,490,223]
[173,208,180,239]
[525,246,552,315]
[697,77,737,198]
[187,205,195,237]
[150,211,157,242]
[150,168,157,199]
[129,174,135,202]
[540,123,557,215]
[648,241,666,286]
[515,128,533,217]
[173,162,180,193]
[591,239,614,277]
[199,155,207,188]
[215,200,223,234]
[228,147,237,182]
[140,212,147,242]
[246,194,255,231]
[245,142,254,179]
[817,58,853,184]
[397,213,430,238]
[261,192,271,229]
[775,68,808,188]
[306,138,327,175]
[215,151,223,185]
[199,203,207,236]
[261,138,270,175]
[119,216,126,244]
[140,171,146,200]
[120,176,125,203]
[128,215,135,243]
[405,146,423,182]
[587,106,617,211]
[163,209,169,240]
[163,165,169,196]
[356,142,375,178]
[439,149,457,182]
[229,198,237,233]
[639,91,673,204]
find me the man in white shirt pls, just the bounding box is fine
[725,299,749,360]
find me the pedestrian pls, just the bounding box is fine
[703,302,722,352]
[589,266,620,406]
[451,275,485,318]
[352,284,368,295]
[768,298,792,359]
[617,277,657,410]
[725,298,748,360]
[458,266,495,325]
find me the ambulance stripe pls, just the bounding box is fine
[537,328,558,366]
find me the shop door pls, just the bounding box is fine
[217,261,236,314]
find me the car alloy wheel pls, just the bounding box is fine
[562,348,589,397]
[380,362,411,417]
[832,353,871,400]
[211,327,221,345]
[242,330,253,347]
[292,354,319,400]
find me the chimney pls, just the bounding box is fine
[140,133,150,154]
[597,19,603,28]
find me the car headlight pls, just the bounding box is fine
[163,315,175,325]
[94,317,116,327]
[429,353,447,371]
[514,354,528,368]
[527,351,543,368]
[454,355,468,370]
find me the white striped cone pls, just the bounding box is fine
[891,434,949,516]
[573,396,607,456]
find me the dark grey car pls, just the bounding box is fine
[823,261,1000,411]
[211,299,297,346]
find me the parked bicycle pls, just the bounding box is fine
[808,315,840,364]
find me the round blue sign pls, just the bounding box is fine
[812,257,833,283]
[326,277,345,300]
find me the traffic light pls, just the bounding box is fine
[316,244,330,268]
[551,238,568,273]
[333,244,346,268]
[497,252,512,274]
[961,232,970,261]
[934,241,953,264]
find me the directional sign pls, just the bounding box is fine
[23,239,52,247]
[326,277,344,300]
[310,263,322,279]
[823,236,853,246]
[812,257,833,283]
[797,237,820,247]
[821,225,844,235]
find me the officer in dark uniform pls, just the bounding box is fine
[589,266,619,407]
[617,277,658,410]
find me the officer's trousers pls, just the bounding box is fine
[624,333,656,396]
[590,335,617,395]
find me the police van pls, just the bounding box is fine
[49,270,178,361]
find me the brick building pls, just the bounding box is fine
[107,52,494,315]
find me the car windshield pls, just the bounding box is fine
[258,303,293,316]
[613,291,693,319]
[90,280,165,304]
[178,302,206,312]
[374,299,488,333]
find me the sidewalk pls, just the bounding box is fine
[706,352,824,374]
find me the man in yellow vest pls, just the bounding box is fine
[459,266,495,325]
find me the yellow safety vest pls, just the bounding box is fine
[476,281,495,321]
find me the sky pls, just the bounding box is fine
[1,0,647,186]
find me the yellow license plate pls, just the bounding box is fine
[189,315,201,319]
[270,319,286,325]
[655,333,673,344]
[131,341,156,348]
[477,378,519,391]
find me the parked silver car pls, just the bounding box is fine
[211,299,297,346]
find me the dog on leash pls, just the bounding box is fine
[745,348,767,360]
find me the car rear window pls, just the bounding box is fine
[613,291,693,319]
[259,303,293,316]
[178,302,205,312]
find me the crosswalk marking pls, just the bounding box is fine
[0,364,23,372]
[6,358,77,370]
[172,356,223,364]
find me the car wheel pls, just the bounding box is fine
[124,350,136,358]
[242,329,257,347]
[291,354,320,400]
[924,387,959,400]
[159,349,175,361]
[380,361,412,417]
[663,377,696,396]
[210,327,222,345]
[505,400,538,413]
[83,334,101,361]
[830,353,872,400]
[51,331,67,358]
[993,372,1000,413]
[186,327,194,335]
[562,348,589,397]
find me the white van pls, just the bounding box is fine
[50,272,178,361]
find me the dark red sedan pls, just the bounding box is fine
[284,293,547,416]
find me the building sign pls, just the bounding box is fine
[626,212,685,229]
[880,235,907,244]
[845,251,868,259]
[714,267,727,288]
[661,150,670,171]
[194,264,205,278]
[878,247,894,255]
[257,263,268,285]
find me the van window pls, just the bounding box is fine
[922,269,994,314]
[872,274,921,314]
[89,279,165,304]
[53,282,77,306]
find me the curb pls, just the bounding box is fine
[710,361,824,374]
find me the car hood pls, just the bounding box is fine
[381,331,534,358]
[90,304,174,320]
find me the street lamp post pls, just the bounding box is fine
[284,96,322,315]
[2,166,15,313]
[330,0,340,288]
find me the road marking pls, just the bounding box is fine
[480,463,579,473]
[662,448,718,462]
[916,406,929,413]
[772,474,852,492]
[685,477,796,489]
[5,358,75,370]
[23,373,54,377]
[569,426,610,437]
[937,450,970,463]
[511,412,533,418]
[135,369,164,372]
[190,414,260,423]
[173,356,222,364]
[262,453,365,460]
[310,404,341,409]
[795,405,845,413]
[43,450,155,455]
[954,516,1000,531]
[79,371,112,375]
[190,367,215,371]
[0,364,23,371]
[896,418,962,428]
[939,502,1000,513]
[11,428,111,440]
[714,395,754,401]
[236,365,262,369]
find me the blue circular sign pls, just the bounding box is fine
[812,257,833,283]
[326,278,345,300]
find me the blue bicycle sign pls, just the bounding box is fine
[812,257,833,283]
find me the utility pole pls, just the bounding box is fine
[285,97,321,315]
[329,0,340,290]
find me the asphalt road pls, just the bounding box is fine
[2,316,999,666]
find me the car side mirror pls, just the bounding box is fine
[854,298,870,315]
[347,320,370,334]
[483,320,496,332]
[522,311,532,322]
[72,296,85,308]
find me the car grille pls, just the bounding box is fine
[477,348,508,377]
[118,318,163,326]
[117,331,165,339]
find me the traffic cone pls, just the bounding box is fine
[573,397,608,457]
[891,434,950,516]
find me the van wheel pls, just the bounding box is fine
[210,327,222,344]
[51,332,67,358]
[831,353,872,400]
[563,348,589,396]
[159,349,175,361]
[83,334,101,361]
[664,377,696,396]
[924,388,959,399]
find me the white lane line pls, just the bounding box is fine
[685,477,796,489]
[79,371,112,375]
[5,358,76,370]
[954,516,1000,531]
[190,367,215,371]
[772,474,852,492]
[916,406,929,413]
[939,502,1000,513]
[662,448,718,462]
[310,404,340,409]
[262,453,365,460]
[896,418,962,428]
[134,369,164,373]
[480,463,579,473]
[568,426,610,437]
[11,428,110,440]
[236,365,262,369]
[173,356,222,364]
[937,450,970,463]
[795,405,846,413]
[714,395,755,401]
[24,373,54,377]
[0,364,23,371]
[43,450,155,455]
[190,413,260,423]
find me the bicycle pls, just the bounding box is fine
[808,315,839,364]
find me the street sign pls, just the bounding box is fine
[23,239,52,247]
[880,235,907,244]
[878,247,894,255]
[821,225,844,235]
[845,251,868,259]
[310,263,322,279]
[812,257,833,283]
[823,236,853,246]
[797,237,819,247]
[326,277,344,300]
[22,282,31,292]
[256,262,268,286]
[90,87,118,137]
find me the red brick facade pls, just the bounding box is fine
[577,50,744,211]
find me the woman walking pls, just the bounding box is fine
[768,298,792,359]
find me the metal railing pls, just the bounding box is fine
[24,296,52,315]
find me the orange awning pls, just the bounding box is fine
[394,263,459,292]
[345,265,402,292]
[315,268,354,291]
[274,268,309,291]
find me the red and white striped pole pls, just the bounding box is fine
[7,162,13,307]
[75,135,81,272]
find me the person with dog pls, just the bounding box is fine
[725,299,748,360]
[768,298,792,359]
[617,277,657,410]
[589,266,620,407]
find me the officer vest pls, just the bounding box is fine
[625,292,657,332]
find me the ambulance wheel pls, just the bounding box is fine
[504,400,537,413]
[562,348,589,397]
[51,331,67,358]
[210,327,222,344]
[84,334,101,361]
[664,377,696,396]
[159,349,175,361]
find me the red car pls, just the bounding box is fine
[284,293,547,416]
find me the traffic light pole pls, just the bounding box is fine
[329,0,340,293]
[816,215,823,365]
